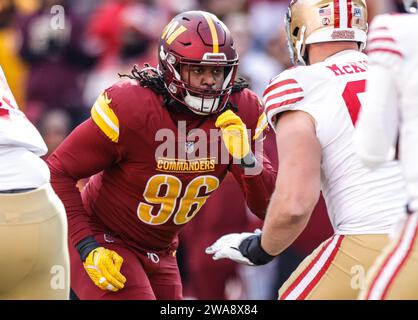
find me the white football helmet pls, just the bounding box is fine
[404,0,418,13]
[285,0,368,65]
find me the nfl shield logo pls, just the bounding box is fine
[185,141,195,154]
[354,7,362,17]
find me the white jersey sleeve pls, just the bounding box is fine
[264,67,333,147]
[263,50,406,235]
[264,69,304,129]
[356,14,418,211]
[355,64,399,167]
[0,66,49,190]
[0,66,47,156]
[366,15,405,69]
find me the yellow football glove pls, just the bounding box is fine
[215,110,250,160]
[83,247,126,292]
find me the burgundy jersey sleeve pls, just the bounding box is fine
[47,119,121,247]
[229,89,278,219]
[47,82,132,247]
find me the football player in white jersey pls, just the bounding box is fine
[355,0,418,300]
[206,0,408,299]
[0,65,69,299]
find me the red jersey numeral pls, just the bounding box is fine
[0,96,17,117]
[342,79,366,125]
[0,108,9,117]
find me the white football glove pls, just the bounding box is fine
[205,229,262,266]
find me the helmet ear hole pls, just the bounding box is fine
[293,27,300,37]
[404,0,418,12]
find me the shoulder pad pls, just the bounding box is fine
[263,70,304,129]
[91,91,120,143]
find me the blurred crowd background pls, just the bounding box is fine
[0,0,409,300]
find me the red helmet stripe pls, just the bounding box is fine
[347,1,353,28]
[334,0,340,28]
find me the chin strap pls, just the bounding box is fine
[183,92,220,115]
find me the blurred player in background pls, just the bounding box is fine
[0,65,69,299]
[206,0,408,299]
[355,0,418,300]
[47,10,277,300]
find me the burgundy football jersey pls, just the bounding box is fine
[48,80,276,251]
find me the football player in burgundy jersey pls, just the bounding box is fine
[47,10,276,299]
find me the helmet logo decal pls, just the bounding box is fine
[319,6,332,17]
[161,20,187,45]
[319,5,332,25]
[166,25,187,45]
[201,12,219,53]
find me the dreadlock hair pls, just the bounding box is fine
[119,64,174,108]
[118,64,165,94]
[119,64,250,112]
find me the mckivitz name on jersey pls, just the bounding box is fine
[327,60,368,76]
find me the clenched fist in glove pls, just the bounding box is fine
[215,110,256,167]
[83,247,127,292]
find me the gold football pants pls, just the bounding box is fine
[278,234,390,300]
[0,184,70,299]
[359,213,418,300]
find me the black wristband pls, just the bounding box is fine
[240,152,257,168]
[75,236,101,261]
[238,234,276,265]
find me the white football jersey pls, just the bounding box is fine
[0,66,49,190]
[264,50,406,235]
[356,13,418,212]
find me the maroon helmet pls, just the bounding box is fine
[158,11,239,115]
